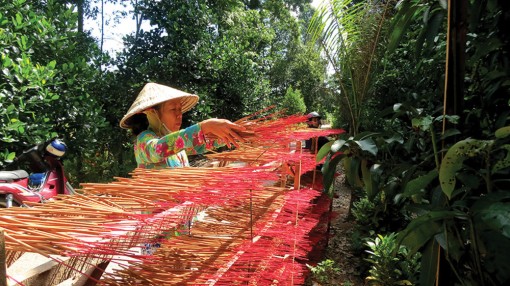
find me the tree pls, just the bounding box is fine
[0,0,107,180]
[280,87,306,115]
[114,0,274,122]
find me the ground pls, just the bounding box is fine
[304,173,364,286]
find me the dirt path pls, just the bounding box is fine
[305,174,364,286]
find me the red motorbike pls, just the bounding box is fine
[0,139,75,207]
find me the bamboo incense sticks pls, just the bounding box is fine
[2,111,343,285]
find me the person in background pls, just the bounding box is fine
[120,82,246,169]
[306,111,322,129]
[304,111,329,151]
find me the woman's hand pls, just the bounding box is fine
[200,118,247,148]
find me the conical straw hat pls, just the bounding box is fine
[120,83,199,129]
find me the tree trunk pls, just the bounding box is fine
[77,0,84,33]
[445,0,467,121]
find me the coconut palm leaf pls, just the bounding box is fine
[307,0,393,135]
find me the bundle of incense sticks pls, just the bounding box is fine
[98,188,322,285]
[205,146,322,176]
[204,109,344,172]
[80,166,280,206]
[1,167,291,256]
[208,107,345,146]
[2,111,338,285]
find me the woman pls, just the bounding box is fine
[120,82,246,168]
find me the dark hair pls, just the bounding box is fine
[126,113,149,136]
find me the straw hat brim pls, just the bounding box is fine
[120,83,199,129]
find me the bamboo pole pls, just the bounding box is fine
[293,141,302,190]
[1,229,8,286]
[312,136,318,188]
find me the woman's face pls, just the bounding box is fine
[157,99,182,132]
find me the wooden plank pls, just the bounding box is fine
[6,253,70,285]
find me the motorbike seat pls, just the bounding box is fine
[0,170,29,182]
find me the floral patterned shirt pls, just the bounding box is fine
[134,124,216,169]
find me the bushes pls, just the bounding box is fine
[365,233,420,286]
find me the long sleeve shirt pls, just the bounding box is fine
[134,124,217,169]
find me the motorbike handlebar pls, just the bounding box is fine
[5,138,62,172]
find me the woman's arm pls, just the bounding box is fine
[136,124,206,163]
[200,118,246,148]
[135,119,246,164]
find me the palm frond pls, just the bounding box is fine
[307,0,394,135]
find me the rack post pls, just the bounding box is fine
[293,141,302,190]
[0,228,7,286]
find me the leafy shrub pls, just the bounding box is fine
[307,259,341,285]
[365,233,420,286]
[352,196,376,227]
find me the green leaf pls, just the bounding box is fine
[479,202,510,239]
[384,133,404,144]
[331,138,347,153]
[6,152,16,161]
[356,138,378,156]
[439,139,492,199]
[2,55,13,67]
[20,35,27,50]
[353,131,380,141]
[415,7,444,58]
[387,1,422,54]
[472,192,510,239]
[440,128,461,140]
[47,60,56,69]
[316,140,334,163]
[412,116,433,132]
[344,156,362,188]
[493,144,510,172]
[322,153,345,193]
[397,210,462,255]
[495,126,510,138]
[402,169,438,198]
[361,159,372,198]
[15,13,23,26]
[419,240,440,286]
[367,164,383,200]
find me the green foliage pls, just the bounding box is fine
[439,138,491,198]
[0,0,105,173]
[64,148,136,186]
[0,1,59,151]
[365,233,421,286]
[117,0,272,122]
[315,0,510,285]
[306,259,341,285]
[351,196,376,227]
[0,0,328,184]
[280,87,306,115]
[396,126,510,285]
[319,131,381,193]
[308,0,395,135]
[357,115,510,285]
